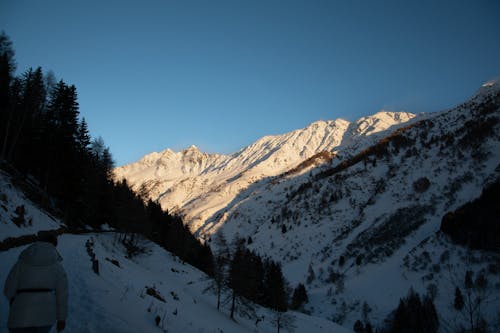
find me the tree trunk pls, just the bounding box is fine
[217,286,221,310]
[7,110,27,161]
[230,290,236,319]
[0,112,12,160]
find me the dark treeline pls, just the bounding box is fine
[228,237,287,317]
[210,235,305,321]
[385,288,439,333]
[440,180,500,252]
[0,32,212,273]
[0,32,301,318]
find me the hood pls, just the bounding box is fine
[19,242,62,266]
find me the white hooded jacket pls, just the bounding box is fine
[3,241,68,328]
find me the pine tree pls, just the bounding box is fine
[267,262,293,333]
[0,32,16,160]
[7,67,46,165]
[43,80,83,223]
[338,255,345,267]
[465,270,473,289]
[91,136,114,176]
[228,245,246,319]
[227,240,267,319]
[76,118,91,153]
[263,261,287,312]
[0,31,15,107]
[390,288,439,333]
[454,287,464,310]
[306,263,315,284]
[1,77,21,161]
[353,320,364,333]
[290,283,308,310]
[422,295,439,333]
[12,205,26,227]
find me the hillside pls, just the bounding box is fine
[0,170,349,333]
[116,80,500,332]
[207,81,500,330]
[114,111,416,234]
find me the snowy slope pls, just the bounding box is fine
[0,170,61,241]
[207,81,500,330]
[0,171,350,333]
[114,111,415,235]
[0,234,350,333]
[116,81,500,331]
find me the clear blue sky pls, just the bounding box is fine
[1,0,499,166]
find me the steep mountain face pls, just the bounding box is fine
[114,111,415,233]
[0,171,348,333]
[116,81,500,331]
[206,81,500,330]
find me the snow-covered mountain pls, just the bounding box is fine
[204,81,500,330]
[115,80,500,331]
[114,111,416,235]
[0,169,349,333]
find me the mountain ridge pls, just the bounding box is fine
[114,110,416,229]
[114,80,500,331]
[203,80,500,329]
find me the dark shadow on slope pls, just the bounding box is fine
[198,89,500,257]
[440,180,500,252]
[195,116,428,238]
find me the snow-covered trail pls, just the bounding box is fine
[0,168,350,333]
[1,233,350,333]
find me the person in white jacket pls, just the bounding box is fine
[4,232,68,333]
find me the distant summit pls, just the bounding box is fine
[114,110,415,229]
[183,144,200,152]
[481,78,499,88]
[114,82,500,330]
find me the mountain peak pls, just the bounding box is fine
[478,77,500,94]
[116,108,416,227]
[182,145,200,154]
[306,118,350,129]
[481,78,499,88]
[370,110,414,120]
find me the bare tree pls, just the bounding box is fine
[210,232,230,310]
[270,310,296,333]
[446,261,498,333]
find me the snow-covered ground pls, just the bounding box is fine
[114,80,500,331]
[209,80,500,330]
[2,81,499,333]
[0,171,350,333]
[0,233,349,333]
[0,170,60,241]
